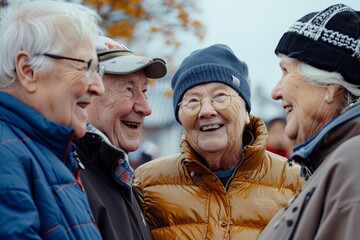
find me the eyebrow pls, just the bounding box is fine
[184,87,232,98]
[124,79,149,89]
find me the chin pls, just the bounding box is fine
[74,129,86,139]
[199,142,227,152]
[72,122,86,139]
[122,142,140,153]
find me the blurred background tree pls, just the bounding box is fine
[83,0,205,71]
[86,0,203,43]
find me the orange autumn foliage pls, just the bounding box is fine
[82,0,204,49]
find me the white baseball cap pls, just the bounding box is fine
[96,36,167,78]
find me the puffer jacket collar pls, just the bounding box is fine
[180,115,268,177]
[241,115,267,170]
[0,92,76,172]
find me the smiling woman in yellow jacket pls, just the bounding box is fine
[134,44,303,240]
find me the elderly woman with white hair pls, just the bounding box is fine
[258,4,360,240]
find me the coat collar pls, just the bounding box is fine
[75,124,134,190]
[291,105,360,175]
[0,92,75,169]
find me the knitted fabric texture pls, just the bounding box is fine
[171,44,251,123]
[275,4,360,85]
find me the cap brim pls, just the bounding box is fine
[101,54,167,78]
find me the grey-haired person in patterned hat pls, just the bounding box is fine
[74,36,167,240]
[134,44,303,240]
[258,4,360,240]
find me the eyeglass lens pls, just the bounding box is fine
[181,94,232,115]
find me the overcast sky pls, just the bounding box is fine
[177,0,360,120]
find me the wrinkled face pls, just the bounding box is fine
[179,82,250,160]
[87,70,151,152]
[271,55,330,143]
[33,41,104,139]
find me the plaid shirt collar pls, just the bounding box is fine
[86,123,134,189]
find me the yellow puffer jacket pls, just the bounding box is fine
[134,116,303,240]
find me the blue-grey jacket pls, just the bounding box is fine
[0,92,102,239]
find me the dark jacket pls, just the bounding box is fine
[0,92,101,239]
[75,127,152,240]
[257,105,360,240]
[134,116,303,240]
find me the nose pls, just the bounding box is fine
[198,98,217,118]
[271,79,282,100]
[88,74,105,96]
[134,93,152,116]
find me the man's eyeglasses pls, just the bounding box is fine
[178,93,236,115]
[34,53,105,79]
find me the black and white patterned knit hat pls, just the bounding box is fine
[275,4,360,85]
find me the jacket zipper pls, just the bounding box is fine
[225,150,244,191]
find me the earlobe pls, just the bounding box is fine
[324,85,342,104]
[324,94,330,103]
[15,51,37,93]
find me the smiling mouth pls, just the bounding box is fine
[200,124,223,131]
[284,106,293,113]
[77,102,89,108]
[122,121,140,129]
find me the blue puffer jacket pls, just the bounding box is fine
[0,92,102,239]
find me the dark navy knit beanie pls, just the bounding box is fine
[275,4,360,85]
[171,44,251,123]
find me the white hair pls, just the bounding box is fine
[298,61,360,106]
[0,0,101,87]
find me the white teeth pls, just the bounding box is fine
[77,102,87,108]
[284,106,293,113]
[201,124,220,131]
[124,122,139,128]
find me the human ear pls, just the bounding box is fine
[15,51,36,93]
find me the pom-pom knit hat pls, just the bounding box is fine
[171,44,251,123]
[275,4,360,85]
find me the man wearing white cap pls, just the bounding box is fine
[75,36,167,240]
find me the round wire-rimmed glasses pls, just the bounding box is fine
[178,93,236,115]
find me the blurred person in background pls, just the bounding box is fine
[75,36,167,240]
[0,0,104,239]
[258,4,360,240]
[266,117,294,158]
[134,44,303,240]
